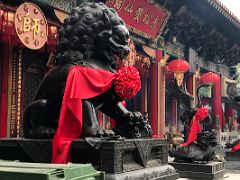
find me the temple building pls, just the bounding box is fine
[0,0,76,138]
[104,0,240,144]
[162,0,240,144]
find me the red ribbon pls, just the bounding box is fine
[230,143,240,152]
[52,66,115,163]
[181,106,208,147]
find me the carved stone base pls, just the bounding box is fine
[169,161,225,179]
[105,165,178,180]
[0,138,178,179]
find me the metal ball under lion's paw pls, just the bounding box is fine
[113,112,152,139]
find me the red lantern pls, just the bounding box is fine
[168,59,190,73]
[200,72,219,84]
[168,59,189,86]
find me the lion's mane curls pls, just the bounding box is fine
[55,2,125,65]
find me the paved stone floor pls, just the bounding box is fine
[169,157,240,179]
[178,169,240,180]
[223,161,240,180]
[223,170,240,180]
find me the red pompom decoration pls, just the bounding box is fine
[114,66,141,99]
[195,106,209,122]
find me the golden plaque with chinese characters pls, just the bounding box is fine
[14,3,48,50]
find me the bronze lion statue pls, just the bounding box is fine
[23,2,151,139]
[169,131,217,163]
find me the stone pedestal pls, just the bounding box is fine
[169,161,225,179]
[0,138,178,179]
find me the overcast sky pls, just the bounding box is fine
[219,0,240,20]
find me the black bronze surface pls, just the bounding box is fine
[23,2,151,139]
[226,139,240,150]
[169,131,217,163]
[169,161,225,179]
[180,83,213,140]
[166,79,194,111]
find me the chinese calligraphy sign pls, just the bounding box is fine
[106,0,170,40]
[14,3,48,50]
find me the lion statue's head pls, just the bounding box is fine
[55,2,130,72]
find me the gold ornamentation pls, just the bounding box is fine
[14,3,48,50]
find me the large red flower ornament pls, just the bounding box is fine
[114,66,141,99]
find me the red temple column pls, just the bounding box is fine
[150,58,158,137]
[0,42,9,137]
[212,74,224,130]
[187,74,193,95]
[150,49,165,138]
[159,65,166,138]
[141,76,147,114]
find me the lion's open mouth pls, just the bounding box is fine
[113,48,130,63]
[113,53,123,65]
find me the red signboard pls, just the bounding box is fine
[106,0,170,39]
[14,3,48,50]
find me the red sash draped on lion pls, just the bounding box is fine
[23,2,151,163]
